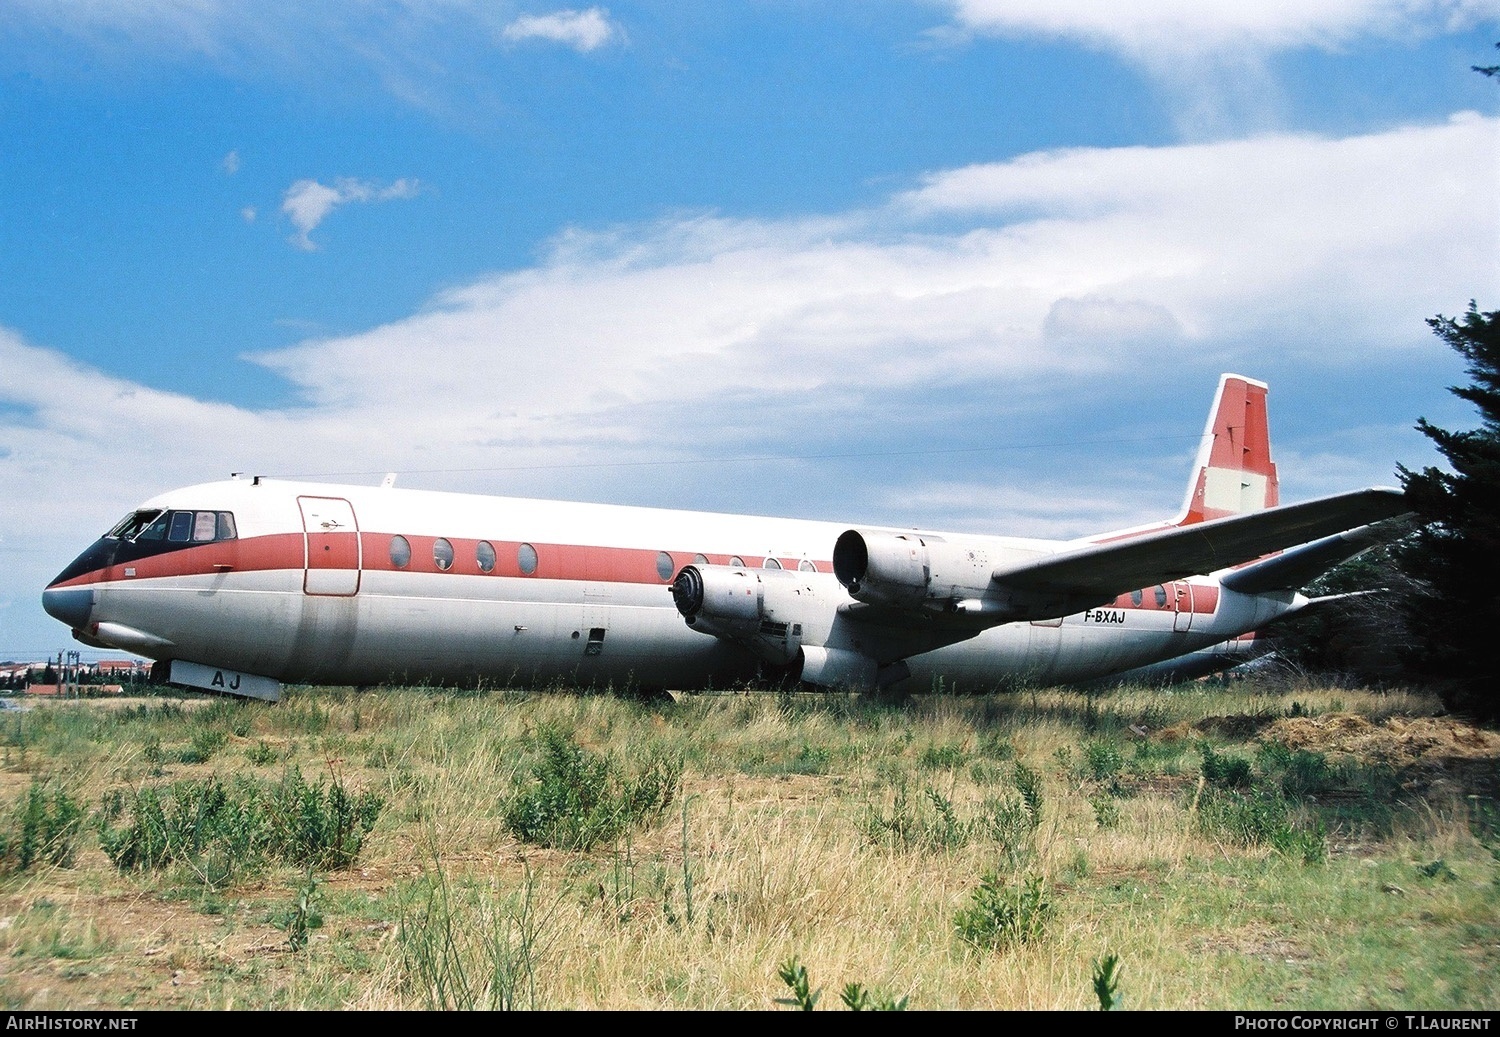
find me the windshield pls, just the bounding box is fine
[105,509,237,543]
[106,510,165,541]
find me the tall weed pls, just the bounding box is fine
[397,864,554,1010]
[0,780,85,875]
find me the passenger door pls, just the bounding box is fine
[299,496,361,596]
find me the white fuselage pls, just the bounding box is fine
[46,476,1298,694]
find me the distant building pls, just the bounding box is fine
[95,659,149,680]
[25,683,124,697]
[2,657,147,693]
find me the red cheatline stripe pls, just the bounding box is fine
[50,532,832,589]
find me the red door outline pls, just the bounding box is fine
[299,496,361,596]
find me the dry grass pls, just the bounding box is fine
[0,681,1497,1010]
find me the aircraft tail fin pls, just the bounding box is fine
[1176,374,1279,526]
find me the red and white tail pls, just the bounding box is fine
[1175,374,1279,526]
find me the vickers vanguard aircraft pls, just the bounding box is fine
[42,375,1411,702]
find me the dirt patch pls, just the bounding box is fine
[1189,713,1284,740]
[1260,714,1500,768]
[1163,712,1500,801]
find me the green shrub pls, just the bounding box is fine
[271,869,324,951]
[919,742,967,770]
[267,767,385,869]
[95,777,263,880]
[954,872,1052,950]
[1083,740,1124,783]
[245,741,278,766]
[774,956,909,1010]
[1200,743,1252,790]
[96,769,383,881]
[1090,793,1121,830]
[501,727,682,852]
[841,983,908,1011]
[178,727,228,764]
[974,795,1038,864]
[1257,741,1334,797]
[1093,953,1123,1010]
[776,957,820,1010]
[1195,788,1326,863]
[976,733,1016,761]
[862,786,984,854]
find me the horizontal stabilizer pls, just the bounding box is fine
[992,487,1411,603]
[1219,520,1409,595]
[1295,589,1381,612]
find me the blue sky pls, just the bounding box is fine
[2,1,1498,660]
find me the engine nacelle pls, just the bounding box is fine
[671,564,829,665]
[832,529,997,610]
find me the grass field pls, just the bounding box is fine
[0,679,1496,1010]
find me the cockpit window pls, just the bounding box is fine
[168,512,194,542]
[136,513,171,542]
[106,509,237,544]
[107,510,165,540]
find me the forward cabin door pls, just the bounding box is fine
[299,496,361,596]
[1171,580,1194,632]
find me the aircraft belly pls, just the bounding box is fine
[327,574,756,688]
[903,609,1231,692]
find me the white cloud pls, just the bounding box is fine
[0,1,1480,133]
[939,0,1492,57]
[252,114,1498,420]
[281,177,420,251]
[932,0,1495,136]
[1043,297,1184,346]
[501,7,619,52]
[221,149,239,175]
[0,3,618,118]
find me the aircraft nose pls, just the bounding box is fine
[42,586,95,629]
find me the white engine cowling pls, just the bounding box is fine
[671,564,827,665]
[832,529,996,609]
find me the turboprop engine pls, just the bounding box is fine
[832,528,1104,622]
[832,529,998,610]
[670,564,829,666]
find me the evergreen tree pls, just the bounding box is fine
[1397,303,1500,720]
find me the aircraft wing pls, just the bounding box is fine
[990,487,1411,604]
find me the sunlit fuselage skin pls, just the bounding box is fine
[43,475,1302,694]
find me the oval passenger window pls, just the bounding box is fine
[518,543,539,576]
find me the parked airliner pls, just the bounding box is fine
[42,375,1410,702]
